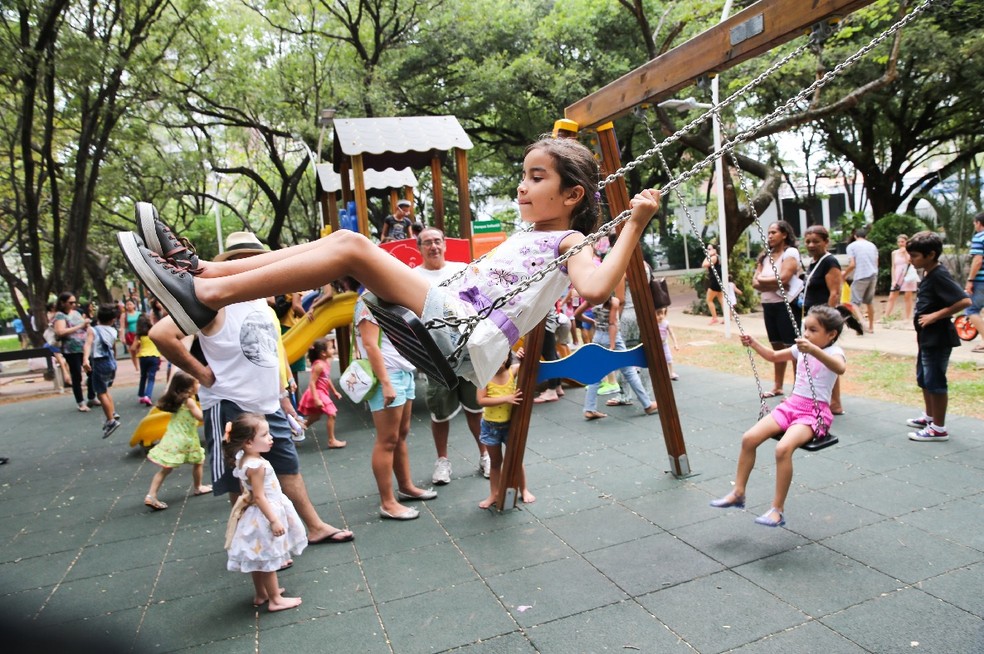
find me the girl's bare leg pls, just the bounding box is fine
[884,291,898,319]
[147,466,171,500]
[191,463,211,494]
[393,402,425,496]
[198,239,327,278]
[903,292,914,320]
[771,424,813,515]
[325,414,346,448]
[196,231,430,316]
[479,445,504,509]
[372,406,412,516]
[520,465,535,503]
[721,415,780,502]
[830,378,843,414]
[772,358,787,395]
[256,571,301,612]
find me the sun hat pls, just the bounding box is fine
[214,231,268,261]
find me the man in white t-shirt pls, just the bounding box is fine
[150,229,353,545]
[412,227,489,484]
[844,226,879,333]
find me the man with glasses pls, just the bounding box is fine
[413,227,490,484]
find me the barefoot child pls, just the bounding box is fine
[119,137,661,390]
[477,352,534,509]
[710,305,847,527]
[143,371,211,510]
[224,413,306,612]
[297,339,346,449]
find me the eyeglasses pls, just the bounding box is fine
[420,239,444,247]
[68,300,77,305]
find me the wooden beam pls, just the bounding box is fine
[566,0,876,128]
[431,153,445,232]
[455,148,473,257]
[597,124,690,477]
[353,154,370,236]
[497,320,546,511]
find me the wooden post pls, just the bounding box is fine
[353,154,370,237]
[497,320,546,511]
[596,123,691,477]
[431,153,445,232]
[326,194,339,233]
[455,148,473,258]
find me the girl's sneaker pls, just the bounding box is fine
[139,396,153,406]
[102,419,121,439]
[905,415,931,429]
[908,426,949,442]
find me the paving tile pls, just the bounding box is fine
[544,503,663,553]
[780,490,887,541]
[518,478,610,520]
[258,606,391,653]
[624,485,733,531]
[527,600,692,653]
[338,507,451,560]
[585,532,726,595]
[65,531,173,582]
[486,556,627,627]
[884,458,984,497]
[0,523,94,561]
[378,579,515,654]
[0,585,53,623]
[820,587,984,653]
[35,565,159,625]
[821,474,950,518]
[671,512,812,569]
[735,543,900,617]
[133,587,258,651]
[823,519,983,584]
[0,549,79,592]
[451,631,536,653]
[729,619,868,653]
[638,570,807,654]
[360,540,478,603]
[917,561,984,617]
[457,521,574,577]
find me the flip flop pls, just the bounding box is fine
[144,496,168,511]
[972,345,984,353]
[583,411,608,421]
[309,528,355,544]
[605,398,632,406]
[761,390,784,399]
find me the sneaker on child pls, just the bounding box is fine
[597,382,620,396]
[432,457,452,485]
[908,426,949,442]
[102,419,121,439]
[905,415,931,429]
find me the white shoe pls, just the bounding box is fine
[480,453,491,479]
[432,457,452,485]
[291,432,306,443]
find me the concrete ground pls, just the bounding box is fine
[1,305,982,653]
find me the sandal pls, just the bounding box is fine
[761,390,784,399]
[144,495,168,511]
[605,398,632,407]
[583,411,608,421]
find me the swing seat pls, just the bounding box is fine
[772,433,839,451]
[361,292,458,390]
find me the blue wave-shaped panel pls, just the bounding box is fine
[537,343,648,384]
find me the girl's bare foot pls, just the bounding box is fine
[253,587,286,607]
[327,439,347,448]
[267,596,302,612]
[478,496,496,509]
[521,490,536,503]
[192,485,212,495]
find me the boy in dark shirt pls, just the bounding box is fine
[904,231,970,442]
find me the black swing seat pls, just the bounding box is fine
[771,433,839,451]
[361,292,458,390]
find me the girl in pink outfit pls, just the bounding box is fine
[297,339,346,449]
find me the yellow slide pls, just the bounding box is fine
[128,293,357,449]
[281,291,358,364]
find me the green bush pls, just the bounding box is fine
[663,227,709,269]
[869,213,929,293]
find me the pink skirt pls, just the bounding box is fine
[298,387,337,417]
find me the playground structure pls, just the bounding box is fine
[494,0,889,510]
[323,116,474,245]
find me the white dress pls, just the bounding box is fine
[226,457,307,573]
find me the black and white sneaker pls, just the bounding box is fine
[135,202,201,272]
[117,231,216,335]
[102,419,121,439]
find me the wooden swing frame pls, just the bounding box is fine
[494,0,878,511]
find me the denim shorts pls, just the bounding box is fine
[89,358,117,395]
[967,281,984,315]
[367,368,416,412]
[479,419,510,447]
[916,346,951,394]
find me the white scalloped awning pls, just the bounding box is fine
[331,116,473,171]
[316,165,418,193]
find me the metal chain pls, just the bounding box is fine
[423,0,934,373]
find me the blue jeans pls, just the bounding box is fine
[582,332,653,413]
[138,356,161,398]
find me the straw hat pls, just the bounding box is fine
[213,231,268,261]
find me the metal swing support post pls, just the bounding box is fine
[597,124,690,477]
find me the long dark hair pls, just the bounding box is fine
[56,291,76,313]
[136,314,153,337]
[525,137,601,236]
[758,220,797,264]
[157,371,198,413]
[222,413,267,465]
[307,339,329,364]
